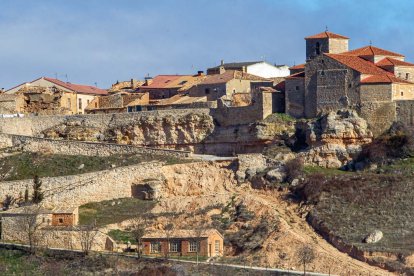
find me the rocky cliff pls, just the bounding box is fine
[299,110,373,168]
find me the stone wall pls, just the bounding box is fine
[1,134,191,158]
[0,162,163,208]
[211,91,273,127]
[285,77,305,118]
[396,100,414,127]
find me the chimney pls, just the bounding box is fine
[221,59,224,65]
[219,66,226,74]
[144,76,153,86]
[197,70,204,76]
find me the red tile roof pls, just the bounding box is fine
[376,57,414,67]
[140,75,187,89]
[305,31,349,40]
[325,54,412,84]
[360,74,412,84]
[325,54,387,75]
[286,71,305,79]
[43,77,108,95]
[274,81,285,91]
[342,45,404,58]
[289,63,305,70]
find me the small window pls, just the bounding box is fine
[58,218,64,224]
[169,241,180,252]
[189,241,198,252]
[87,100,90,105]
[205,88,210,94]
[315,42,321,55]
[401,91,404,96]
[150,242,161,253]
[215,240,220,254]
[320,70,325,76]
[295,86,300,91]
[406,73,410,80]
[42,217,45,223]
[95,102,98,108]
[78,99,82,110]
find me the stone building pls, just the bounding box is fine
[207,60,289,78]
[188,70,273,101]
[142,229,224,258]
[138,73,206,100]
[6,77,108,114]
[285,31,414,134]
[85,92,149,114]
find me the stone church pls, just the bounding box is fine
[285,31,414,134]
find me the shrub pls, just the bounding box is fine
[285,157,304,183]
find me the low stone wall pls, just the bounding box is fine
[1,221,114,252]
[0,162,163,207]
[0,134,191,158]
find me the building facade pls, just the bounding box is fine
[285,31,414,134]
[207,61,289,78]
[142,229,224,258]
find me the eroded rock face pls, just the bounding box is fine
[300,110,373,168]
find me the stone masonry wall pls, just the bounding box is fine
[396,100,414,127]
[1,134,191,158]
[0,162,163,208]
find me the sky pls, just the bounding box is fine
[1,0,414,89]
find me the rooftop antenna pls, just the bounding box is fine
[369,40,372,46]
[54,73,58,79]
[325,25,328,31]
[94,82,98,87]
[65,74,68,82]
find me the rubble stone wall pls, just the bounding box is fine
[0,162,163,208]
[0,134,191,158]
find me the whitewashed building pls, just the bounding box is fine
[207,61,290,78]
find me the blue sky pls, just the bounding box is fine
[1,0,413,89]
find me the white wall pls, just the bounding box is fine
[247,62,290,78]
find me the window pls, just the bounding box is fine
[95,102,98,108]
[315,42,321,55]
[401,91,404,96]
[189,241,198,252]
[78,99,82,110]
[320,70,325,76]
[348,83,352,88]
[205,88,210,94]
[215,240,220,255]
[169,241,180,252]
[150,242,161,253]
[406,73,410,80]
[87,100,90,105]
[295,86,300,91]
[58,218,64,224]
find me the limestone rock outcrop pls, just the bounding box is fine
[300,110,373,168]
[363,230,383,244]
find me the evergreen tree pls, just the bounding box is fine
[32,175,43,204]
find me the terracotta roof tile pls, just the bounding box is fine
[289,63,305,70]
[140,75,185,89]
[305,31,349,40]
[376,57,414,67]
[326,54,412,84]
[286,71,305,79]
[43,77,108,95]
[342,45,404,57]
[142,228,223,239]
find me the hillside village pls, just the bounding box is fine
[1,30,414,275]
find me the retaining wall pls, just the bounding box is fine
[0,162,163,207]
[0,134,191,158]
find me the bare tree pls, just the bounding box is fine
[297,244,316,275]
[193,219,208,265]
[14,205,46,254]
[130,216,147,258]
[2,195,15,210]
[78,222,98,255]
